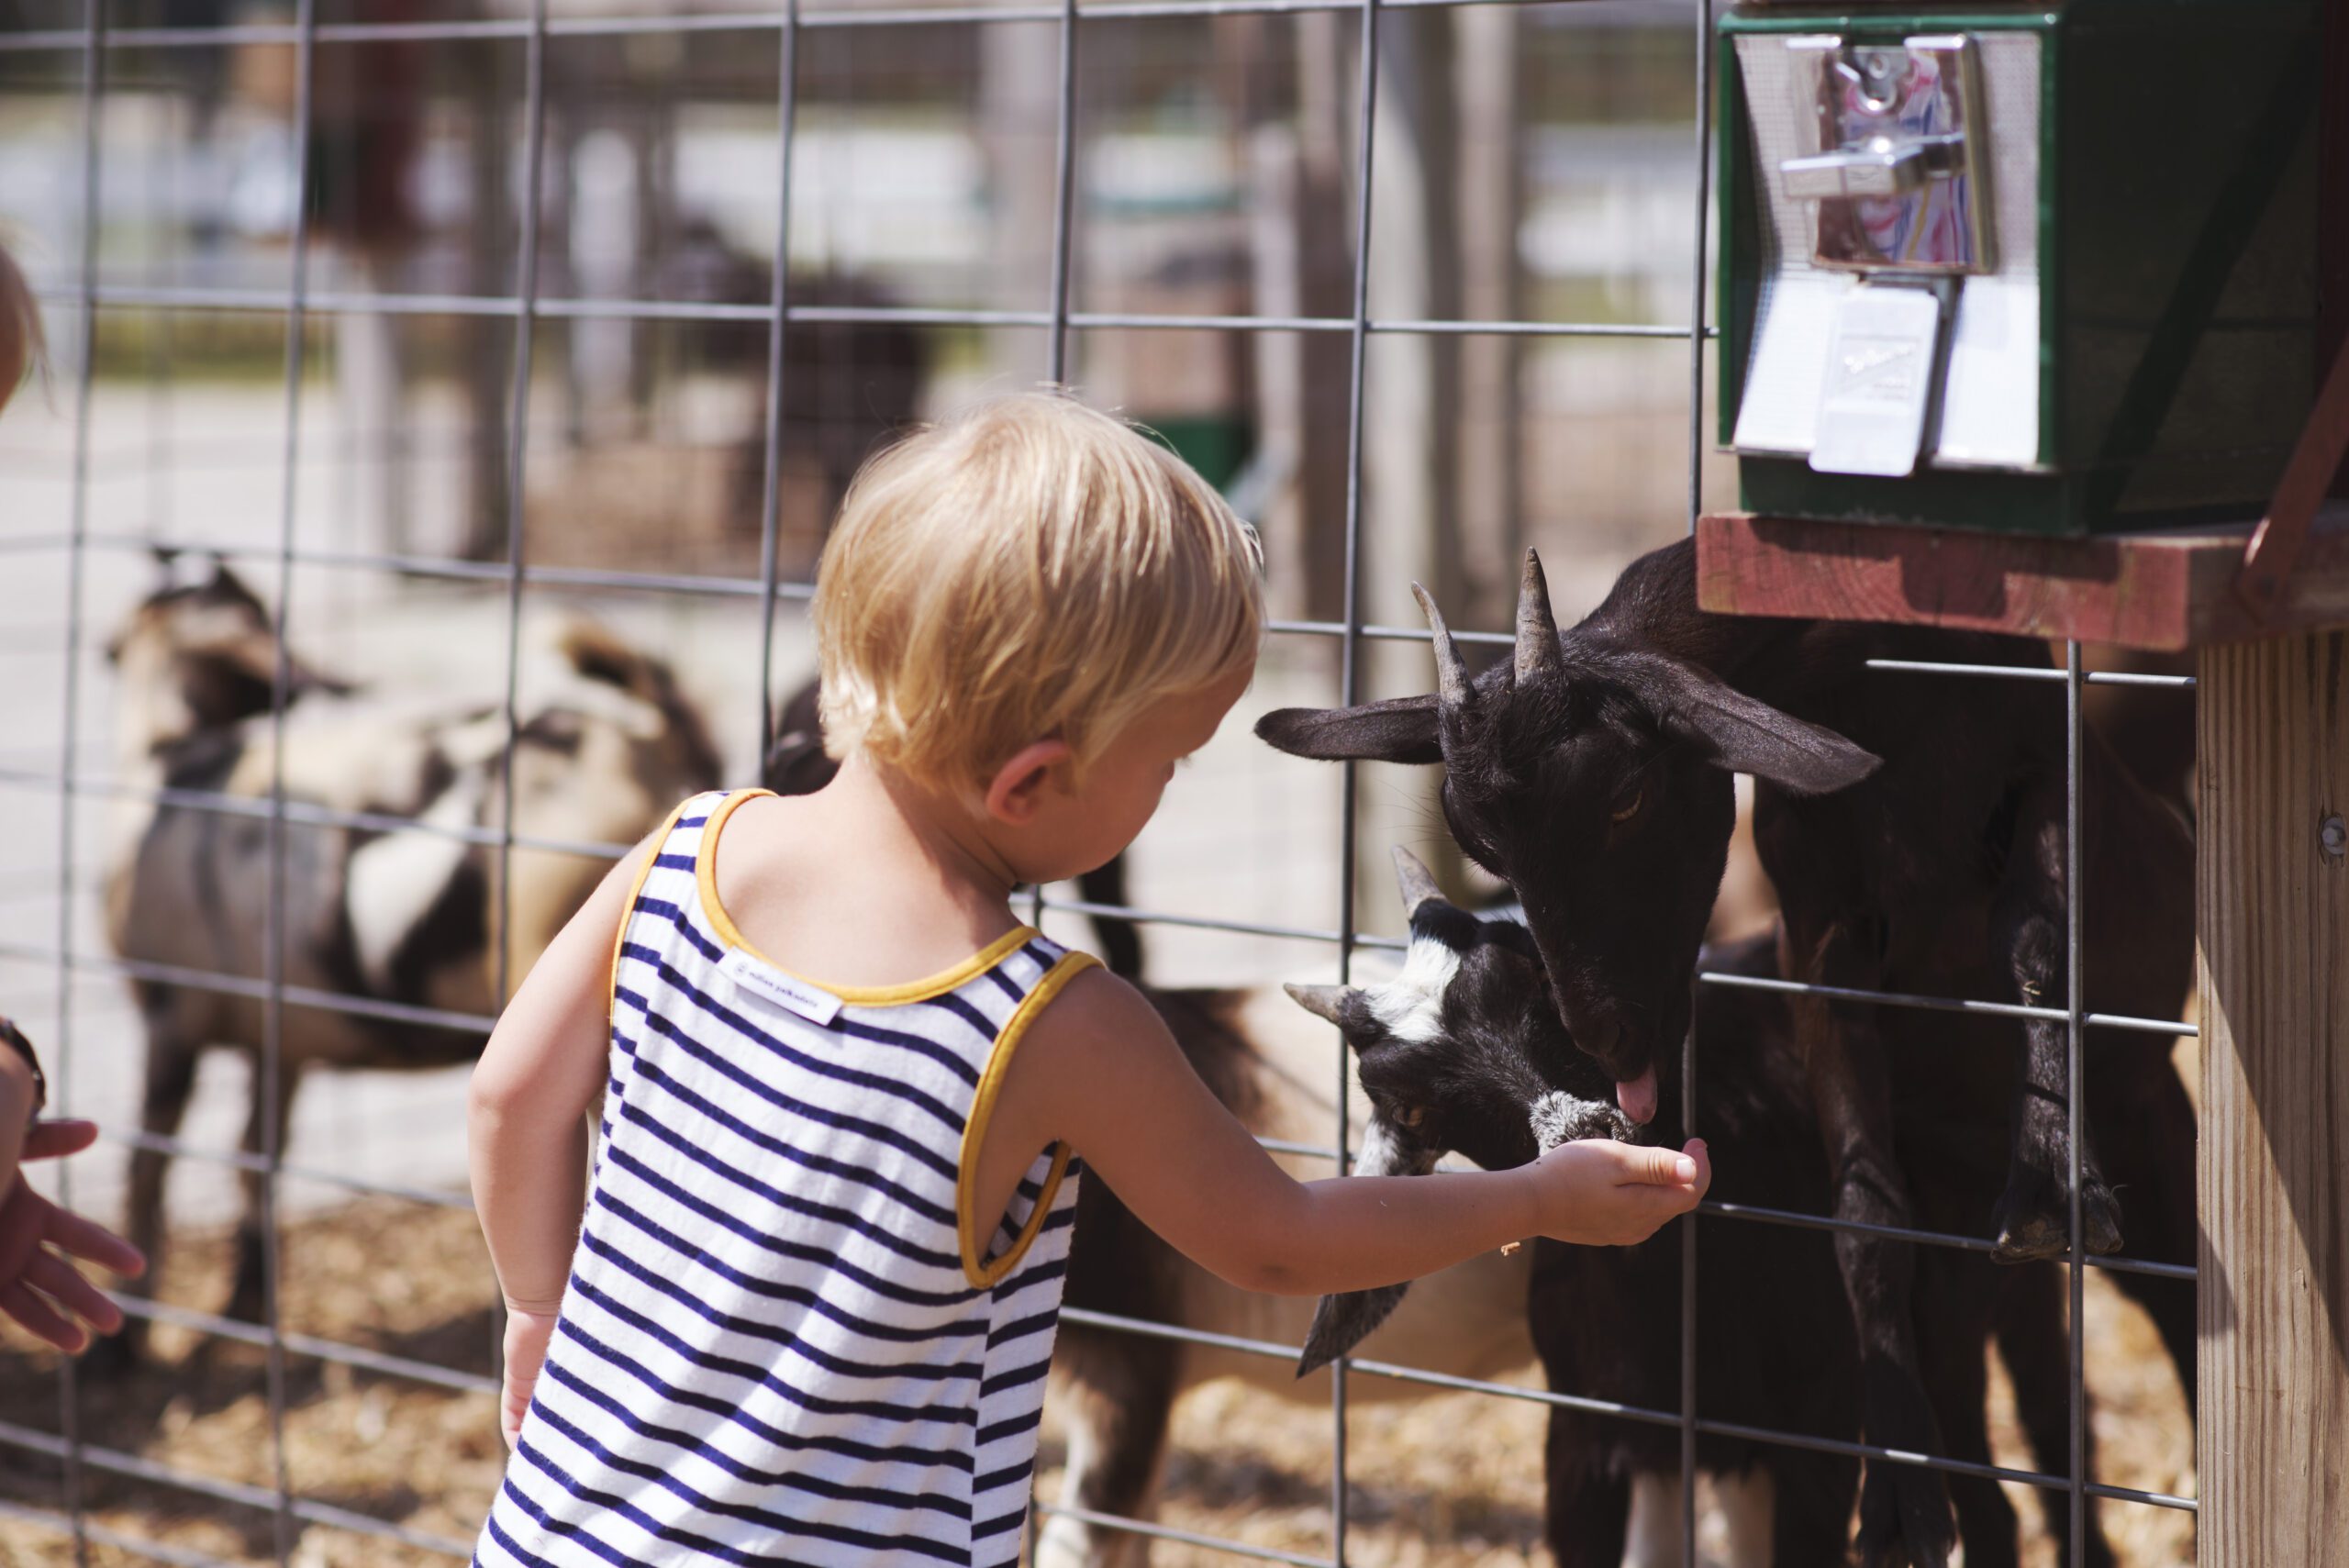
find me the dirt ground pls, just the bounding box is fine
[0,1189,2194,1568]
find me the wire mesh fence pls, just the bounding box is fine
[0,0,2201,1563]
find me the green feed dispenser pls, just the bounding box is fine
[1718,2,2324,536]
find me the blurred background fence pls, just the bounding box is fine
[0,1,2196,1563]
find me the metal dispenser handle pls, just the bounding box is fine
[1782,131,1967,202]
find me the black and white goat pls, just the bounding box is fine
[1286,849,2129,1568]
[1041,982,1535,1568]
[1260,543,2199,1566]
[100,562,723,1360]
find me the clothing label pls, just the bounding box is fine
[717,947,844,1027]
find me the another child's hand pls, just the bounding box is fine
[1520,1137,1710,1248]
[499,1304,562,1448]
[0,1120,147,1353]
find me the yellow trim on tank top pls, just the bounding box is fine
[607,795,700,1028]
[957,951,1098,1289]
[695,787,1041,1006]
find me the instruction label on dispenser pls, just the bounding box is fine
[1809,284,1946,478]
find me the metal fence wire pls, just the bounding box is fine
[0,0,2204,1563]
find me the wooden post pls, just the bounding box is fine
[2197,628,2349,1562]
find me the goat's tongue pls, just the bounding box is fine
[1616,1067,1658,1126]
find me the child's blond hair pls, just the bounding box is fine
[813,392,1264,793]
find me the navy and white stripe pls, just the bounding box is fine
[478,789,1088,1568]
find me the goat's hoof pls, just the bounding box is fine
[1855,1462,1954,1568]
[1992,1171,2123,1262]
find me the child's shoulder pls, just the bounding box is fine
[1010,962,1156,1062]
[695,788,828,886]
[699,788,1042,993]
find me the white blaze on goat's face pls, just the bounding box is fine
[1363,931,1462,1045]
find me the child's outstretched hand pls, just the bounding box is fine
[1520,1137,1710,1248]
[499,1304,562,1448]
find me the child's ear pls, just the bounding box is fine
[984,739,1074,826]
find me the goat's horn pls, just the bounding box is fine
[1514,549,1564,682]
[1391,846,1446,916]
[1283,983,1353,1026]
[1410,582,1468,706]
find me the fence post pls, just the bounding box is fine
[2196,628,2349,1564]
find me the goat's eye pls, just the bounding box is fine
[1609,786,1644,824]
[1394,1106,1426,1129]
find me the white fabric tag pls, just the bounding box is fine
[717,948,844,1027]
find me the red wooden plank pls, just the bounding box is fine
[1697,510,2349,651]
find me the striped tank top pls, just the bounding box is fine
[477,788,1096,1568]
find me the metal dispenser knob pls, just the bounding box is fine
[1782,131,1968,202]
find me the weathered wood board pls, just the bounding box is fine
[2198,630,2349,1562]
[1696,508,2349,652]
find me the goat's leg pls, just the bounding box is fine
[222,1057,300,1329]
[89,1002,201,1375]
[1541,1415,1630,1568]
[1994,1262,2117,1568]
[1786,915,1957,1568]
[1767,1450,1860,1568]
[1914,1251,2019,1568]
[1988,791,2121,1262]
[1035,1326,1180,1568]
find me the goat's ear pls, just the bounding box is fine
[1293,1111,1436,1374]
[205,557,264,611]
[1297,1284,1409,1377]
[1255,695,1442,765]
[1650,659,1881,796]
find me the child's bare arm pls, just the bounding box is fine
[468,832,654,1316]
[996,971,1708,1296]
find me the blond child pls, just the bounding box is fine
[468,393,1709,1567]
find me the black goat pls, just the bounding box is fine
[763,676,1144,979]
[1292,850,2135,1567]
[1258,541,2198,1567]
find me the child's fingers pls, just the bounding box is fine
[20,1120,100,1162]
[44,1201,147,1278]
[1,1279,84,1353]
[1606,1181,1704,1243]
[1606,1139,1703,1189]
[26,1251,121,1335]
[501,1382,532,1449]
[1679,1139,1711,1197]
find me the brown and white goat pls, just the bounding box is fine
[1041,981,1534,1568]
[100,562,722,1361]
